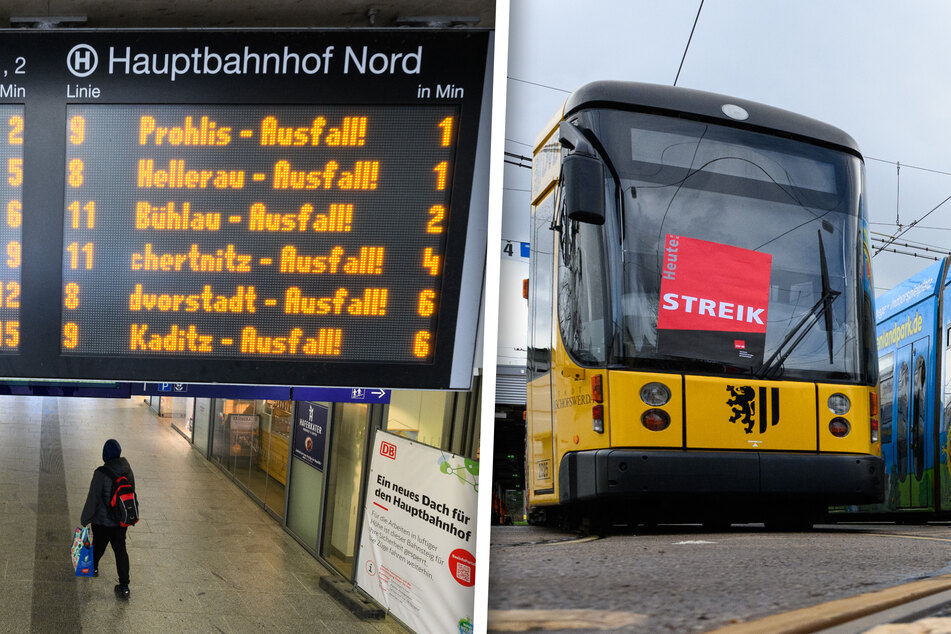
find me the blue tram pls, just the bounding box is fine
[871,258,951,515]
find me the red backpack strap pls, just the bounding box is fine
[97,466,120,506]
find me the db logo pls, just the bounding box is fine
[380,441,397,459]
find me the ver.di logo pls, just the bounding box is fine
[726,385,780,434]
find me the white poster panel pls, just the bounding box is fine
[356,431,478,634]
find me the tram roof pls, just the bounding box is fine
[875,258,947,324]
[562,81,862,159]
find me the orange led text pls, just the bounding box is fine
[259,116,366,147]
[136,201,221,231]
[283,287,388,316]
[239,326,342,356]
[131,243,252,272]
[248,202,353,232]
[278,245,383,275]
[128,284,257,313]
[138,116,231,146]
[138,159,245,189]
[272,160,378,190]
[129,324,213,352]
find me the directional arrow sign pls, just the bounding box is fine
[292,386,391,404]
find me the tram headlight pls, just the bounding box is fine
[641,409,670,432]
[640,383,671,406]
[829,417,851,438]
[828,393,851,415]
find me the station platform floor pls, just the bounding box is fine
[0,395,403,633]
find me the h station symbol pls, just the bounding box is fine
[67,44,99,77]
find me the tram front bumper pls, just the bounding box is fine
[559,449,884,505]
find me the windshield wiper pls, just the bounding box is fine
[756,230,840,379]
[818,230,837,364]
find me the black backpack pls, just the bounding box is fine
[98,466,139,527]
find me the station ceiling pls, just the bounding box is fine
[1,1,495,29]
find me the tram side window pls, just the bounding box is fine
[879,352,893,444]
[913,355,926,480]
[897,360,909,478]
[945,327,951,436]
[557,217,608,366]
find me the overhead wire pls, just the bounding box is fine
[865,156,951,255]
[874,245,941,261]
[507,76,570,94]
[869,222,951,231]
[674,0,704,87]
[873,192,951,256]
[504,12,951,260]
[866,155,951,178]
[869,231,949,250]
[869,238,951,258]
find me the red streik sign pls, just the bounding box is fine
[658,234,771,334]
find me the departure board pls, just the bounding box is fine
[61,105,458,362]
[0,30,490,388]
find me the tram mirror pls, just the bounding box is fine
[562,154,605,225]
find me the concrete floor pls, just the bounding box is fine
[0,395,403,633]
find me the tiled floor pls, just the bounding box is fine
[0,395,403,633]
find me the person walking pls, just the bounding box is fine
[80,438,135,599]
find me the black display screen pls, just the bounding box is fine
[0,30,490,388]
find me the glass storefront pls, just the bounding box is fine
[319,403,370,579]
[171,398,194,442]
[385,384,482,459]
[385,391,450,445]
[193,398,211,456]
[258,400,291,517]
[167,382,481,583]
[211,398,290,519]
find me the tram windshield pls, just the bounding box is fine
[566,110,873,382]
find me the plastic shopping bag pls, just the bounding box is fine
[72,526,94,577]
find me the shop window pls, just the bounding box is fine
[385,386,481,459]
[257,400,292,516]
[211,398,287,519]
[385,391,450,446]
[320,403,370,578]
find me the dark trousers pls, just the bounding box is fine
[91,524,129,586]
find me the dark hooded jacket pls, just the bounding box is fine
[81,457,135,527]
